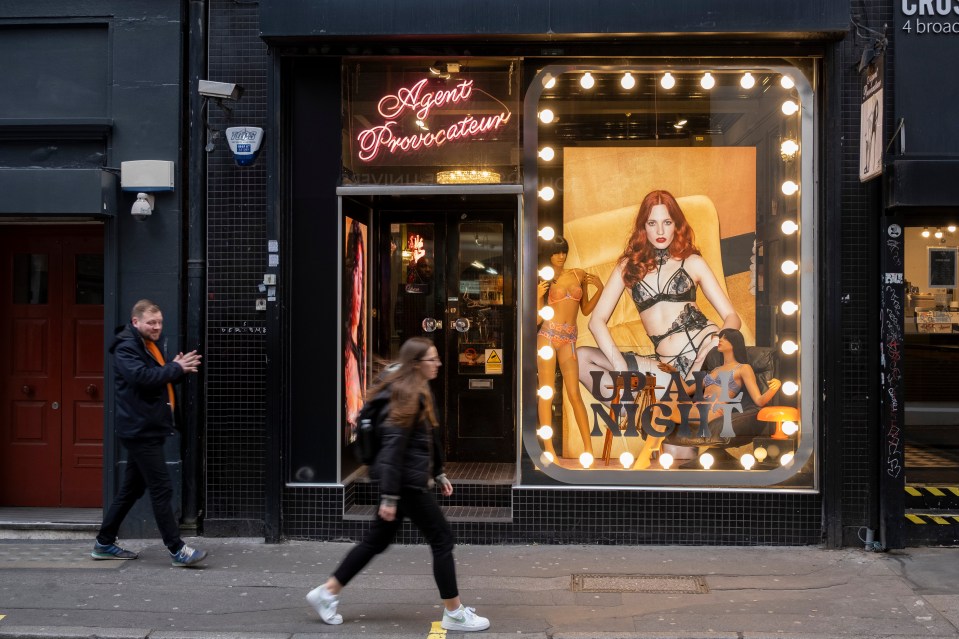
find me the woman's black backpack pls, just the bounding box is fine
[354,390,391,466]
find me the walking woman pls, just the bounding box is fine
[306,337,490,632]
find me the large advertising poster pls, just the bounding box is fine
[343,217,368,445]
[556,147,761,468]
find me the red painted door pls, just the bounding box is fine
[0,227,104,507]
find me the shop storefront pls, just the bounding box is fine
[251,0,848,546]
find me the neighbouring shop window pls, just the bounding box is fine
[341,58,521,186]
[524,61,816,490]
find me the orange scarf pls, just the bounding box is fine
[144,340,176,411]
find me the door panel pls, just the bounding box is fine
[1,236,63,505]
[61,236,104,506]
[375,202,515,462]
[0,228,103,507]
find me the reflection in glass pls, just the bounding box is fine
[13,254,48,304]
[76,254,104,304]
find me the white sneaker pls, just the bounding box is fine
[306,585,343,624]
[441,604,490,631]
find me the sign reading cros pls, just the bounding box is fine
[355,78,512,162]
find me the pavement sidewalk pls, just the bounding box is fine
[1,537,958,639]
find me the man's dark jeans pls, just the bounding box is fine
[96,437,183,554]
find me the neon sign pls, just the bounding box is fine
[356,78,512,162]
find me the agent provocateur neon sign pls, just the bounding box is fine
[356,78,512,162]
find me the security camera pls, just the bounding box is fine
[198,80,243,101]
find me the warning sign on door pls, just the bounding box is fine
[484,349,503,375]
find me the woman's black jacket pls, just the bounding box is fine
[109,323,185,440]
[372,393,445,501]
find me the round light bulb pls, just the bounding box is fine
[700,72,715,90]
[782,381,799,396]
[540,451,554,466]
[538,186,555,201]
[580,72,595,89]
[782,421,799,436]
[781,139,799,157]
[661,72,675,89]
[781,220,799,235]
[922,228,930,238]
[537,425,554,440]
[782,100,799,115]
[537,385,554,400]
[538,305,555,321]
[538,109,555,124]
[753,447,768,462]
[781,260,799,275]
[781,340,799,355]
[740,453,756,470]
[781,180,799,195]
[579,452,594,468]
[619,452,635,468]
[543,75,556,89]
[949,225,957,233]
[699,452,715,469]
[538,266,555,280]
[740,72,755,89]
[780,300,799,315]
[781,75,795,89]
[538,345,554,360]
[780,452,795,466]
[538,226,555,241]
[936,229,944,239]
[538,146,555,162]
[621,72,636,89]
[659,453,674,469]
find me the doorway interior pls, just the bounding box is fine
[344,192,520,465]
[902,224,959,485]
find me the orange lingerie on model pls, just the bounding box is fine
[547,281,583,304]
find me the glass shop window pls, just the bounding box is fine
[524,60,815,491]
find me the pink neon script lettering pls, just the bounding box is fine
[356,112,511,162]
[378,79,474,121]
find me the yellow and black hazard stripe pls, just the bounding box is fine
[905,485,959,498]
[905,513,959,525]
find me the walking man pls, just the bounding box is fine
[92,299,207,567]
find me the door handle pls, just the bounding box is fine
[453,317,471,333]
[52,402,60,410]
[21,385,32,396]
[421,317,440,332]
[86,384,98,397]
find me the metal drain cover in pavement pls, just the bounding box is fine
[571,574,709,593]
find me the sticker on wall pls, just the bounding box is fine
[484,349,503,375]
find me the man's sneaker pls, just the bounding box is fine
[91,541,138,560]
[306,584,343,624]
[441,605,490,632]
[170,544,208,567]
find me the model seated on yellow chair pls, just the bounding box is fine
[576,189,742,401]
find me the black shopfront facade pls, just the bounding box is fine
[224,0,859,548]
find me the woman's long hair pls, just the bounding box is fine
[619,189,701,288]
[718,328,749,366]
[368,337,438,428]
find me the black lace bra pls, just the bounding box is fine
[630,258,697,313]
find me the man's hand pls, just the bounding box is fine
[173,350,202,373]
[379,498,397,521]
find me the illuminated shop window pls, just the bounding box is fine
[525,62,816,490]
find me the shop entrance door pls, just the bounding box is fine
[369,199,516,462]
[0,226,105,507]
